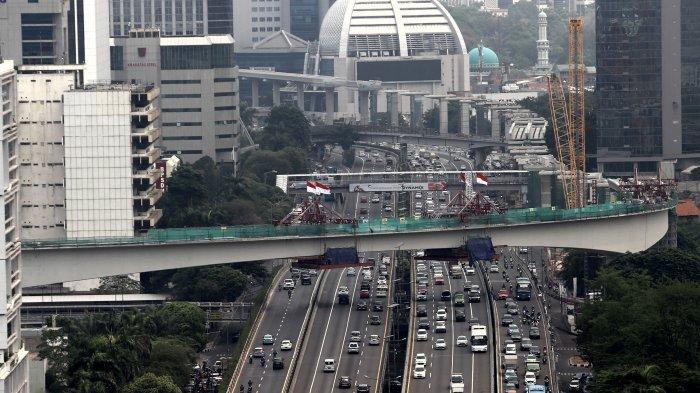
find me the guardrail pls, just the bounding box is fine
[23,200,677,248]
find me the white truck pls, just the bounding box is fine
[450,373,465,393]
[470,325,488,352]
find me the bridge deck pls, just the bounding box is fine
[23,200,675,249]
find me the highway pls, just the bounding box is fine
[291,147,397,393]
[487,246,555,392]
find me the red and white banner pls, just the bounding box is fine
[475,172,488,186]
[459,172,467,183]
[307,181,331,195]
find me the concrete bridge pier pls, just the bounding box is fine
[388,92,400,127]
[410,95,423,128]
[460,100,471,135]
[324,88,335,125]
[272,81,281,106]
[439,98,449,135]
[296,82,305,110]
[358,90,370,125]
[251,79,260,107]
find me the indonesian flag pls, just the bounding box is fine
[475,172,488,186]
[306,181,331,195]
[459,172,467,183]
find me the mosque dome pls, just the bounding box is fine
[469,47,500,72]
[319,0,467,58]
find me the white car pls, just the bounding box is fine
[465,267,476,275]
[434,338,447,350]
[456,335,469,347]
[505,343,517,355]
[415,192,422,199]
[489,265,500,273]
[435,321,447,333]
[415,202,423,209]
[282,279,295,290]
[436,309,447,321]
[413,364,426,379]
[347,342,360,354]
[451,373,465,393]
[368,334,380,345]
[415,353,427,366]
[280,340,293,351]
[416,329,428,341]
[347,267,356,276]
[350,331,362,342]
[525,371,537,385]
[376,289,387,298]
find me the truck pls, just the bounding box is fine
[450,373,465,393]
[470,325,488,352]
[502,354,518,371]
[338,286,350,305]
[450,264,463,279]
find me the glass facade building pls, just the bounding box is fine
[290,0,320,42]
[596,0,700,175]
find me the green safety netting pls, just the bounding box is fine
[23,200,676,248]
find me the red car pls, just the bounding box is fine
[360,289,370,298]
[498,289,509,300]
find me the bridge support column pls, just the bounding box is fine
[272,81,281,106]
[410,95,423,129]
[388,92,399,127]
[369,91,378,123]
[491,107,501,140]
[324,87,335,125]
[460,100,471,135]
[358,90,370,126]
[439,98,449,135]
[251,79,260,107]
[296,82,305,110]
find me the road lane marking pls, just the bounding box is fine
[308,270,345,392]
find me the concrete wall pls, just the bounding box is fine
[22,208,670,287]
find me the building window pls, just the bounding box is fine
[216,134,234,139]
[214,77,237,83]
[215,106,236,111]
[161,79,201,84]
[162,93,202,98]
[214,91,236,97]
[162,122,203,126]
[162,107,202,112]
[162,136,203,141]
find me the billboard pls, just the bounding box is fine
[350,182,447,192]
[356,59,442,82]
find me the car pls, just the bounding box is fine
[468,289,481,303]
[507,324,520,336]
[370,315,381,325]
[384,206,392,212]
[511,331,523,342]
[280,340,293,351]
[451,373,465,393]
[376,289,388,298]
[456,335,469,347]
[368,334,380,345]
[489,264,500,273]
[338,376,352,389]
[415,192,422,199]
[283,279,295,290]
[507,304,519,315]
[504,369,519,388]
[525,371,537,385]
[252,347,265,358]
[300,275,312,285]
[360,196,368,203]
[371,195,380,203]
[347,342,360,354]
[434,275,445,285]
[415,353,427,366]
[498,289,509,300]
[413,364,426,379]
[356,384,371,393]
[465,266,476,275]
[372,301,384,312]
[521,338,533,350]
[350,331,362,342]
[272,357,284,370]
[360,289,370,298]
[356,301,368,311]
[525,354,539,364]
[435,321,447,333]
[434,338,447,350]
[504,298,516,308]
[569,377,581,392]
[505,343,517,355]
[529,345,541,357]
[468,317,480,327]
[416,305,428,317]
[501,315,514,326]
[529,327,541,339]
[441,290,452,301]
[455,310,466,322]
[323,358,335,372]
[347,267,356,276]
[436,309,447,321]
[453,293,466,307]
[418,318,430,330]
[415,202,423,209]
[416,329,428,341]
[262,334,274,345]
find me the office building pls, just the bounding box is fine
[233,0,291,49]
[596,0,700,176]
[0,58,30,393]
[109,0,234,37]
[17,65,84,240]
[111,29,239,162]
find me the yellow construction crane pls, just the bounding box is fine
[547,17,586,209]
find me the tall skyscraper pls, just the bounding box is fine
[596,0,700,176]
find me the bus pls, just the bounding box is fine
[516,277,532,300]
[470,325,488,352]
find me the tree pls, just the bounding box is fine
[560,250,585,295]
[155,302,207,349]
[122,373,181,393]
[145,338,196,388]
[239,100,256,128]
[97,275,142,294]
[258,105,311,151]
[171,266,249,303]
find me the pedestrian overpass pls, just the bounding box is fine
[20,201,674,287]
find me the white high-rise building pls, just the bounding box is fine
[535,10,551,75]
[0,58,30,393]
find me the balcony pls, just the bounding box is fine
[133,184,164,205]
[130,103,161,123]
[132,166,163,183]
[132,145,161,164]
[134,207,163,228]
[131,123,162,143]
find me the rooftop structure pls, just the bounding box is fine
[469,46,500,72]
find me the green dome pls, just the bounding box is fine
[469,47,500,72]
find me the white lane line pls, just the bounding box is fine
[332,272,362,388]
[308,270,346,392]
[445,261,455,376]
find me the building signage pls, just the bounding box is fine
[155,161,167,190]
[349,182,447,193]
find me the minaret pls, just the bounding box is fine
[536,10,551,75]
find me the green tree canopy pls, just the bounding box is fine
[155,302,207,349]
[122,373,182,393]
[257,105,311,151]
[170,266,249,303]
[144,338,196,388]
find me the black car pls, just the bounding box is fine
[272,357,284,370]
[356,383,371,393]
[338,376,352,389]
[418,317,430,329]
[300,275,312,285]
[441,290,452,301]
[356,301,368,311]
[468,317,479,327]
[501,315,514,326]
[416,305,427,317]
[370,315,381,325]
[529,327,541,339]
[372,301,384,312]
[454,310,466,322]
